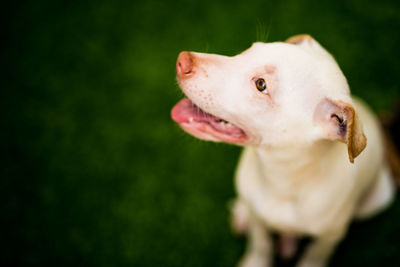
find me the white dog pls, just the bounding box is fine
[171,34,395,267]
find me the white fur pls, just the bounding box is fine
[176,36,395,267]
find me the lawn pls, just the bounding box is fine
[2,0,400,266]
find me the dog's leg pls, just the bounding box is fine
[297,235,340,267]
[230,198,250,235]
[238,215,272,267]
[354,163,395,219]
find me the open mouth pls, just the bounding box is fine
[171,98,248,144]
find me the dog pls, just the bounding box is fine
[171,34,395,267]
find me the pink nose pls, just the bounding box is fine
[176,51,193,77]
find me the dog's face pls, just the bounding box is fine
[172,35,366,162]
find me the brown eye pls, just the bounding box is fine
[255,78,267,94]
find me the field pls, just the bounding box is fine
[2,0,400,266]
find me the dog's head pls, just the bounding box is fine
[171,34,366,162]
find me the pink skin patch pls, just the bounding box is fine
[171,98,249,144]
[278,234,298,259]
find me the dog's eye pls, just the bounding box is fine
[255,78,268,94]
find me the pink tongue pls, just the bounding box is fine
[171,98,248,143]
[171,98,216,123]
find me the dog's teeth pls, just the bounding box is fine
[217,120,235,127]
[189,117,193,122]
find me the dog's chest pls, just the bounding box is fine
[236,147,354,235]
[245,180,352,235]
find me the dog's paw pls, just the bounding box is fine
[230,199,250,235]
[297,260,326,267]
[238,252,270,267]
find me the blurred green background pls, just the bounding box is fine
[2,0,400,266]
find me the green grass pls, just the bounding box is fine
[2,0,400,266]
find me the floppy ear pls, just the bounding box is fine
[285,34,334,60]
[286,34,314,45]
[314,98,367,163]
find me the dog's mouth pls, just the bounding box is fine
[171,98,249,144]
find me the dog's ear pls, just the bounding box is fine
[314,98,367,163]
[285,34,314,45]
[285,34,333,60]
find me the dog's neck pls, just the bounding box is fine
[254,140,341,193]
